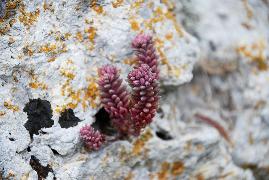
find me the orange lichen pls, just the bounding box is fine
[75,32,84,42]
[28,73,48,90]
[38,43,57,53]
[165,33,173,40]
[171,161,185,176]
[85,27,97,43]
[90,0,104,14]
[112,0,124,8]
[60,69,75,80]
[129,18,140,31]
[38,43,67,62]
[123,57,138,66]
[157,161,185,179]
[236,40,267,70]
[29,81,47,90]
[47,57,56,62]
[131,0,145,9]
[57,62,99,112]
[4,101,19,112]
[19,5,40,28]
[82,78,99,109]
[157,162,170,180]
[132,130,153,155]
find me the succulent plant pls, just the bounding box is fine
[128,64,159,135]
[81,34,159,149]
[80,125,105,150]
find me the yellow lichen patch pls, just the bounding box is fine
[60,69,75,80]
[131,0,145,9]
[196,173,205,180]
[4,101,19,112]
[38,43,57,53]
[27,71,48,90]
[47,57,56,62]
[123,57,138,66]
[90,0,104,14]
[19,5,40,28]
[132,129,153,155]
[171,161,185,176]
[54,32,72,42]
[85,26,97,44]
[143,5,184,37]
[157,162,170,180]
[165,32,173,40]
[75,32,84,42]
[129,18,140,31]
[29,81,47,90]
[55,79,99,112]
[236,40,267,70]
[38,43,67,62]
[112,0,124,8]
[81,78,99,110]
[157,161,185,179]
[56,65,99,112]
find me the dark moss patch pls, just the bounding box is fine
[30,156,54,180]
[23,99,54,138]
[58,109,80,128]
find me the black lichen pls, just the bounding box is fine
[23,98,54,138]
[29,156,54,180]
[58,109,80,128]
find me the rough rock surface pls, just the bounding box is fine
[0,0,268,180]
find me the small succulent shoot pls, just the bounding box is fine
[97,65,133,135]
[128,64,159,135]
[80,125,105,150]
[132,34,159,79]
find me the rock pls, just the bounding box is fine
[0,0,266,179]
[175,0,269,74]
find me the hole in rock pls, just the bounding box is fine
[27,146,31,152]
[29,156,54,180]
[48,145,60,155]
[58,109,81,128]
[92,107,116,136]
[8,138,15,141]
[156,129,173,140]
[23,98,54,138]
